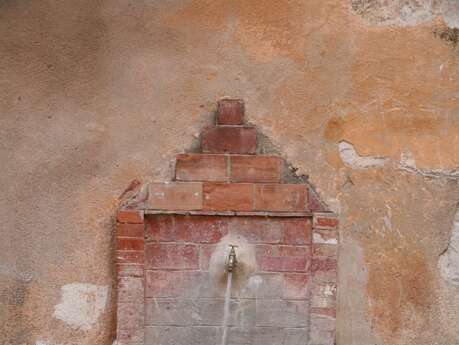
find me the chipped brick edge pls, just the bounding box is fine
[309,212,338,345]
[115,212,146,345]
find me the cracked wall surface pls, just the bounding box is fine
[351,0,459,28]
[1,0,459,345]
[439,206,459,286]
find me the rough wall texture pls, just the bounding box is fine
[0,1,458,345]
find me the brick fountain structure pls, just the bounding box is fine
[114,99,339,345]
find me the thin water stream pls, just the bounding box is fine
[220,271,233,345]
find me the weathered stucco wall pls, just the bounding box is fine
[1,0,458,344]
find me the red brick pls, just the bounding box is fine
[282,218,312,245]
[311,307,336,318]
[117,277,144,303]
[254,184,307,212]
[202,126,256,154]
[117,328,144,343]
[117,237,144,251]
[283,273,310,299]
[258,256,308,272]
[313,270,337,283]
[314,214,338,229]
[216,99,244,125]
[229,217,282,244]
[312,244,338,258]
[199,244,216,270]
[256,245,310,272]
[311,281,337,308]
[117,210,144,224]
[148,182,202,210]
[174,215,229,243]
[116,251,144,264]
[145,215,176,242]
[117,303,144,330]
[116,223,144,238]
[145,270,202,297]
[145,243,199,269]
[116,264,144,278]
[203,183,253,211]
[175,154,228,182]
[230,155,282,183]
[311,258,337,273]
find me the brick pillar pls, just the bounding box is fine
[309,213,338,345]
[115,210,145,345]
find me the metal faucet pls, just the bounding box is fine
[227,245,238,272]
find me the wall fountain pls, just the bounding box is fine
[114,99,339,345]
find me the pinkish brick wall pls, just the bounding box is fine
[146,215,312,344]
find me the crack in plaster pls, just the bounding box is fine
[439,205,459,286]
[338,142,459,179]
[36,340,58,345]
[399,151,459,180]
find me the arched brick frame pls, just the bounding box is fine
[114,99,338,345]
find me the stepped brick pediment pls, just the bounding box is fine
[120,98,325,215]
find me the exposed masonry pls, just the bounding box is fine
[53,283,108,331]
[351,0,459,28]
[439,205,459,286]
[114,99,339,345]
[338,141,459,179]
[338,141,388,169]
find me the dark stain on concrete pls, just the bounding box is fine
[434,26,459,46]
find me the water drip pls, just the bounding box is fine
[220,271,233,345]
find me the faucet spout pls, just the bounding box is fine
[227,245,238,272]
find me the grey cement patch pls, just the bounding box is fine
[336,237,382,345]
[439,206,459,286]
[441,0,459,28]
[338,141,388,169]
[351,0,459,28]
[53,283,109,331]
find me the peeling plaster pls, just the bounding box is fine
[313,232,339,244]
[441,0,459,28]
[338,141,388,169]
[351,0,459,28]
[439,206,459,286]
[36,340,56,345]
[338,143,459,179]
[53,283,108,331]
[399,151,459,179]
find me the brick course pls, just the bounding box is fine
[216,99,244,125]
[203,183,253,211]
[175,154,228,182]
[148,182,202,210]
[145,243,199,270]
[202,126,257,154]
[115,211,337,345]
[254,184,307,212]
[230,155,282,183]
